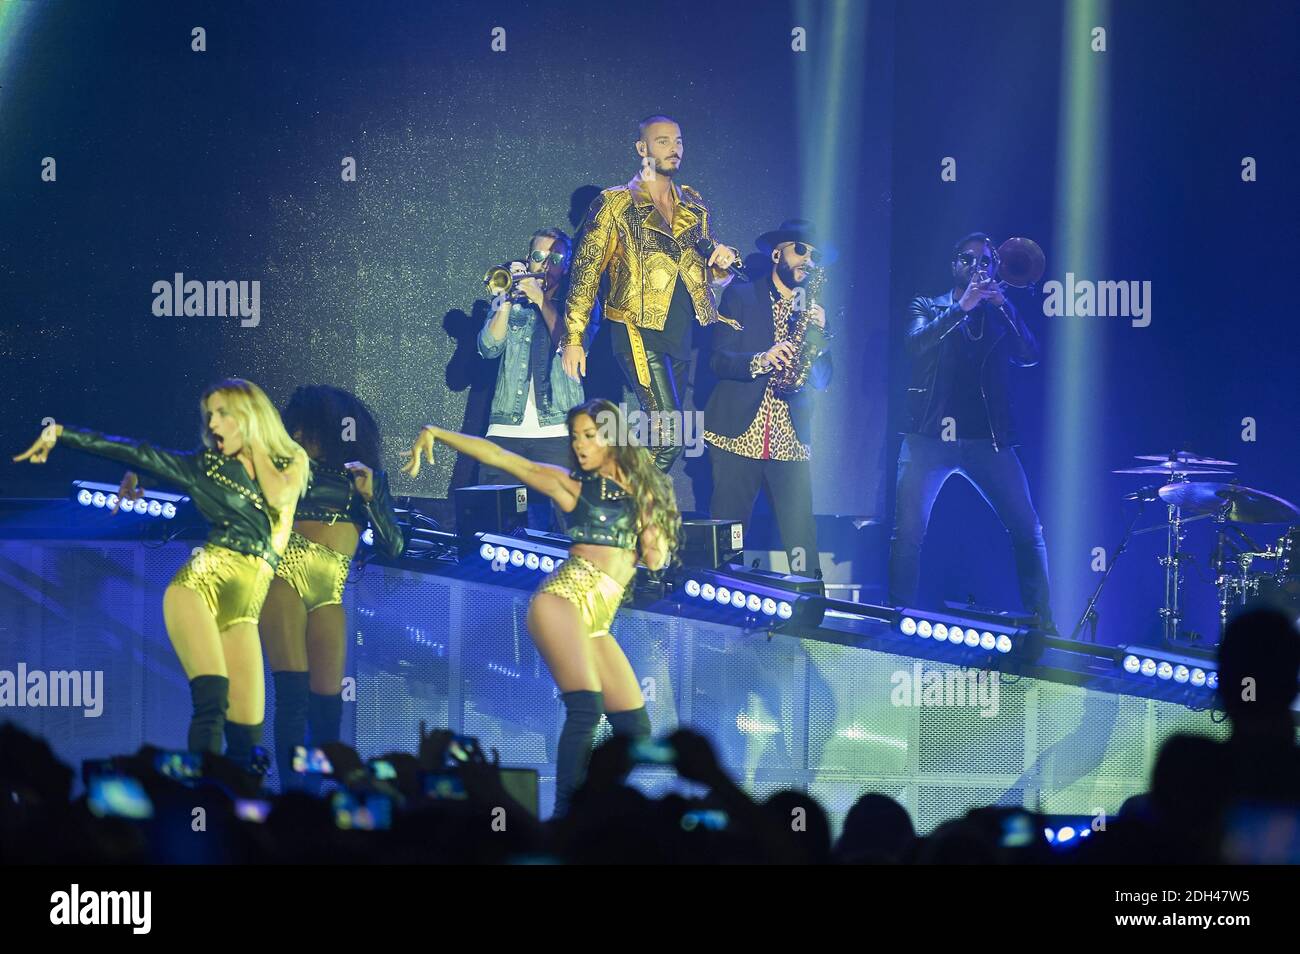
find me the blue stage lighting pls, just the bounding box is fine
[762,597,777,616]
[540,556,555,573]
[77,489,93,506]
[1122,654,1141,674]
[684,579,701,598]
[900,616,918,636]
[917,620,933,638]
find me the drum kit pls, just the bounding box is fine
[1072,450,1300,643]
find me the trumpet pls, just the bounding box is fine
[971,236,1046,290]
[483,262,548,301]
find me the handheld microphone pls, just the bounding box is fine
[695,239,749,281]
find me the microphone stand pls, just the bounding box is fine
[1071,490,1153,643]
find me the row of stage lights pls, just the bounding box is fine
[478,541,562,574]
[75,487,178,519]
[898,615,1016,654]
[680,578,795,620]
[1119,651,1217,690]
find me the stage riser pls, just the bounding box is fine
[0,540,1229,832]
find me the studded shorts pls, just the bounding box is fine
[535,554,628,639]
[274,531,353,612]
[171,543,275,632]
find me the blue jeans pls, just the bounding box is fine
[888,433,1052,622]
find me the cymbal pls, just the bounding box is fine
[1113,464,1234,476]
[1157,482,1300,524]
[1134,451,1237,467]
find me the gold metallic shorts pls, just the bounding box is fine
[171,543,275,632]
[535,554,628,639]
[274,531,353,612]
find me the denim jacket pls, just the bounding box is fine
[478,300,586,427]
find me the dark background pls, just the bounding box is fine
[2,0,1298,647]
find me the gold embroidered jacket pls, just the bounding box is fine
[562,173,738,349]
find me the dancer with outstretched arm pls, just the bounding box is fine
[402,397,679,815]
[14,379,309,764]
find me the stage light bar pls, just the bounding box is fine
[467,531,569,579]
[1116,645,1216,694]
[894,608,1026,657]
[72,480,186,519]
[673,566,824,630]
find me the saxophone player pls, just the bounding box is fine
[703,219,833,576]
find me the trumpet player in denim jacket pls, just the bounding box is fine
[478,227,587,530]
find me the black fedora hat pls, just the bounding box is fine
[755,218,839,264]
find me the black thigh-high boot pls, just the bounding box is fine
[605,706,651,742]
[272,671,310,790]
[224,720,264,767]
[554,690,604,817]
[307,691,343,746]
[187,675,229,754]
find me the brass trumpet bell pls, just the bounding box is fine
[995,237,1046,288]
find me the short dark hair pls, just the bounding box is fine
[531,227,571,259]
[638,114,679,140]
[952,232,993,259]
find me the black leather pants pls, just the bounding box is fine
[615,350,689,473]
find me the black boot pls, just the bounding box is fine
[307,691,343,746]
[272,671,310,791]
[554,690,603,817]
[187,675,229,754]
[224,720,264,767]
[605,706,651,742]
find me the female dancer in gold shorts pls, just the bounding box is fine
[403,397,679,815]
[260,386,404,789]
[14,379,309,763]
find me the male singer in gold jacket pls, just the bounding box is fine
[561,114,740,471]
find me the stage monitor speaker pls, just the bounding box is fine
[454,484,528,540]
[680,519,744,569]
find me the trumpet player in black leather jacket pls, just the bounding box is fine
[261,386,404,790]
[403,398,679,816]
[888,232,1053,629]
[13,379,310,762]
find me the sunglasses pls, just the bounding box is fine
[529,249,566,266]
[781,242,818,262]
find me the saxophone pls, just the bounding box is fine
[771,264,829,397]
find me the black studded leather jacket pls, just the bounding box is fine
[294,461,405,558]
[565,471,638,550]
[58,427,295,568]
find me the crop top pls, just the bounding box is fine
[565,470,638,550]
[293,461,405,558]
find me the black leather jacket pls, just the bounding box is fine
[295,461,405,558]
[705,273,832,445]
[903,290,1039,451]
[566,471,637,550]
[59,427,294,568]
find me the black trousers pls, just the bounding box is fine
[710,445,819,576]
[888,433,1052,623]
[478,434,571,532]
[615,350,689,473]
